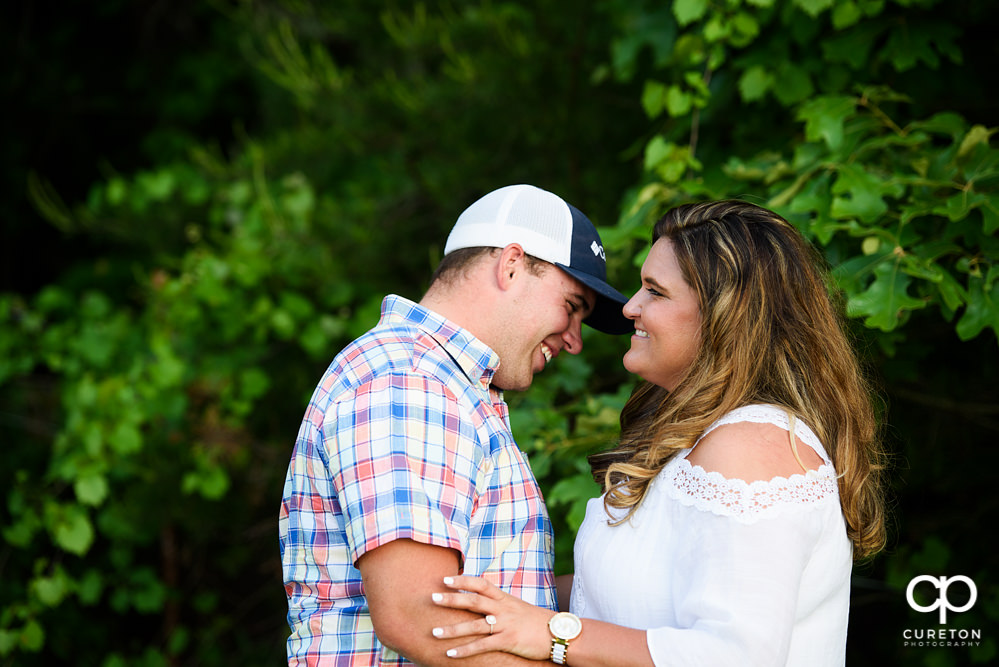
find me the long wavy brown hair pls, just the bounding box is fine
[590,200,887,560]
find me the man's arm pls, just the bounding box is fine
[358,538,546,666]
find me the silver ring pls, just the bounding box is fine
[485,615,496,634]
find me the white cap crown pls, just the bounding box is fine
[444,185,572,265]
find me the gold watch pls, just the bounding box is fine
[548,612,583,665]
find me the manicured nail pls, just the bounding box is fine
[432,593,443,602]
[443,576,454,585]
[432,627,443,637]
[447,649,458,658]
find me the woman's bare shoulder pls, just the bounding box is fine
[684,420,824,483]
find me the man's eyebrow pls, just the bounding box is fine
[572,290,594,315]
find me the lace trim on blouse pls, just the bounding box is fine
[661,405,840,523]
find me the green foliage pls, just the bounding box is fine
[3,0,997,664]
[606,0,998,347]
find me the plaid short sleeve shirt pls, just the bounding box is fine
[279,295,557,665]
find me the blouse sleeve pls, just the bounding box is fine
[645,504,822,666]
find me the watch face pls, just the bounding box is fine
[549,612,583,640]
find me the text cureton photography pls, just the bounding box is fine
[902,575,984,650]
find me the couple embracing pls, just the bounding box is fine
[280,185,886,666]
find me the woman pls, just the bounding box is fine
[430,200,887,666]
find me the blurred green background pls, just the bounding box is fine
[2,1,997,665]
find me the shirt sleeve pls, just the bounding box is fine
[324,372,483,565]
[645,507,820,666]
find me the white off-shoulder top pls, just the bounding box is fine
[569,404,852,666]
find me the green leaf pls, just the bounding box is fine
[609,8,677,80]
[683,70,710,97]
[129,568,168,613]
[279,172,316,218]
[643,136,674,172]
[182,462,230,500]
[702,14,730,43]
[106,177,128,206]
[135,169,176,201]
[821,25,878,70]
[882,22,959,72]
[956,275,999,341]
[665,84,693,116]
[300,314,346,359]
[74,473,109,507]
[958,124,995,158]
[2,509,42,547]
[32,568,70,607]
[794,0,835,18]
[21,620,44,652]
[673,0,708,27]
[641,80,668,118]
[49,504,95,556]
[831,0,862,28]
[239,367,270,402]
[75,321,117,369]
[936,269,966,312]
[81,421,103,457]
[796,96,855,151]
[270,309,296,339]
[738,65,772,102]
[77,568,104,605]
[932,191,986,222]
[833,250,891,293]
[830,163,889,222]
[773,63,814,106]
[730,12,760,44]
[908,111,967,140]
[149,335,185,388]
[847,261,927,331]
[109,422,142,455]
[549,473,601,532]
[0,629,16,655]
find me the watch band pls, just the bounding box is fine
[550,637,569,664]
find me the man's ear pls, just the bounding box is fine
[495,244,526,290]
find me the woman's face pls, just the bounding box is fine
[622,238,702,391]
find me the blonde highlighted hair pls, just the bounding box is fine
[590,200,887,559]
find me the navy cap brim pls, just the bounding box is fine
[556,264,633,335]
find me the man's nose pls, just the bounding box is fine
[561,318,584,355]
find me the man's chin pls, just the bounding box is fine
[492,374,534,393]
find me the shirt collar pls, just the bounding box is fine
[379,294,500,391]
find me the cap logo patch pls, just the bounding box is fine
[590,240,606,261]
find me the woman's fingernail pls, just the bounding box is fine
[447,649,458,658]
[443,576,454,585]
[432,593,443,602]
[432,627,443,637]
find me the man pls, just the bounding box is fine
[279,184,631,665]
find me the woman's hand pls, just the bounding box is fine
[430,575,556,660]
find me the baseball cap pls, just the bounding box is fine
[444,184,631,334]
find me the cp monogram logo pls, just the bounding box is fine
[906,575,978,624]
